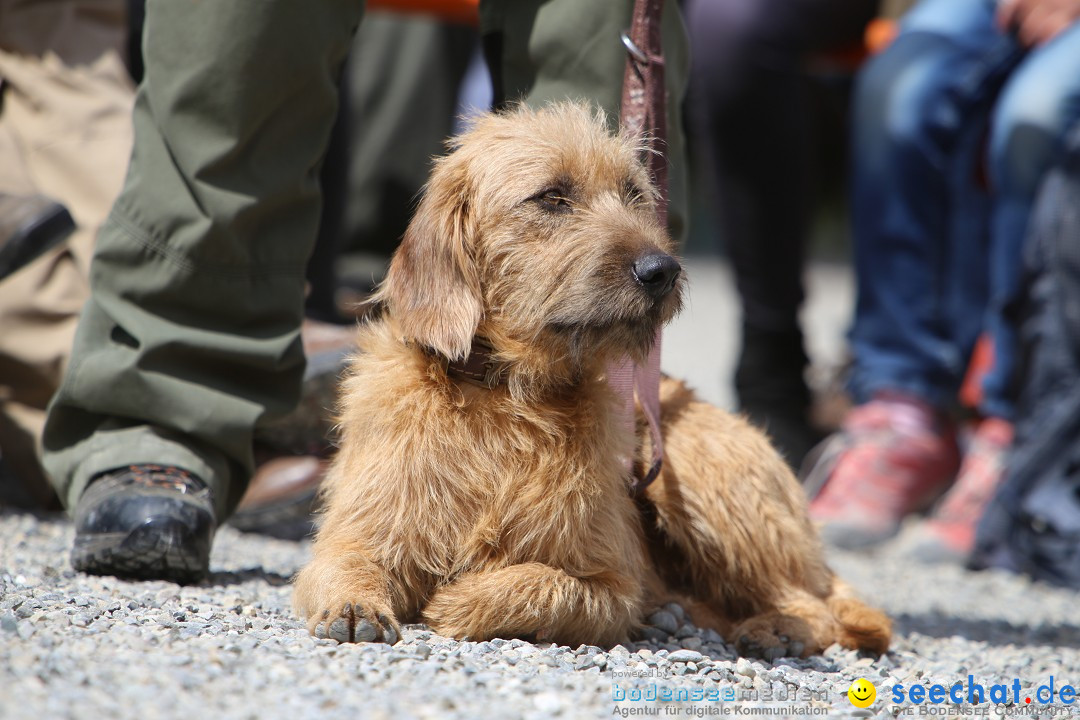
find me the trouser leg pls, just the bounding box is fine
[848,0,1021,408]
[43,0,363,520]
[684,0,876,464]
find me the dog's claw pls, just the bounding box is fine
[379,614,399,644]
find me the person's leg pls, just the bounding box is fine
[0,0,134,506]
[915,22,1080,562]
[809,0,1024,548]
[684,0,877,468]
[42,0,362,578]
[847,0,1022,408]
[344,15,479,259]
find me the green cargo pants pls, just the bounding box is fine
[43,0,688,520]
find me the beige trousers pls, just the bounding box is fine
[0,0,134,504]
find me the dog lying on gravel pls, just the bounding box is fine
[293,103,891,659]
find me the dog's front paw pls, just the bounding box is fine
[732,613,816,661]
[309,602,400,644]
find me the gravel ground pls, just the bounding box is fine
[3,508,1080,720]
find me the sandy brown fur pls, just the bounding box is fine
[293,102,890,658]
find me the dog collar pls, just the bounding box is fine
[443,337,506,389]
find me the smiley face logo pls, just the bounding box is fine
[848,678,877,708]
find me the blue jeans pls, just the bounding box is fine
[848,0,1080,420]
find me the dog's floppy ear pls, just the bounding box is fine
[374,155,483,360]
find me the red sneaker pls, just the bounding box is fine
[807,394,960,549]
[910,417,1014,563]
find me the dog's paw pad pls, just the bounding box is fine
[328,616,352,643]
[308,602,399,644]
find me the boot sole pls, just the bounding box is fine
[71,516,209,585]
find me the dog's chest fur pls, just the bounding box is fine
[328,320,647,586]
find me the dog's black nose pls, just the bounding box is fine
[632,252,681,298]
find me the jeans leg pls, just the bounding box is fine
[43,0,363,519]
[848,0,1021,408]
[980,22,1080,420]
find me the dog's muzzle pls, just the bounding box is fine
[632,251,681,299]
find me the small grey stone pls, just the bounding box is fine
[668,649,704,664]
[663,602,686,622]
[16,620,35,640]
[681,636,703,651]
[647,609,679,635]
[736,657,756,678]
[703,628,726,644]
[414,642,432,660]
[0,612,17,634]
[674,623,697,639]
[638,626,669,642]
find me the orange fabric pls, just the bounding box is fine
[865,18,899,55]
[367,0,478,25]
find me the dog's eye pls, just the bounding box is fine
[624,181,647,206]
[536,189,573,214]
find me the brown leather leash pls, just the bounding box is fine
[614,0,668,496]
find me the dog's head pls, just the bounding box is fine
[375,102,683,380]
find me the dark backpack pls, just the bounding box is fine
[971,129,1080,587]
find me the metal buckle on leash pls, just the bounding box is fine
[621,31,649,64]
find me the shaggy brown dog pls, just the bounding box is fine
[293,103,890,659]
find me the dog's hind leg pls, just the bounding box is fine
[641,378,890,658]
[421,563,642,647]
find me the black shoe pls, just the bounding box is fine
[0,193,75,281]
[71,464,216,584]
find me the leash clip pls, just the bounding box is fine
[621,31,649,64]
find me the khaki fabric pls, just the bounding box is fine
[0,0,134,505]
